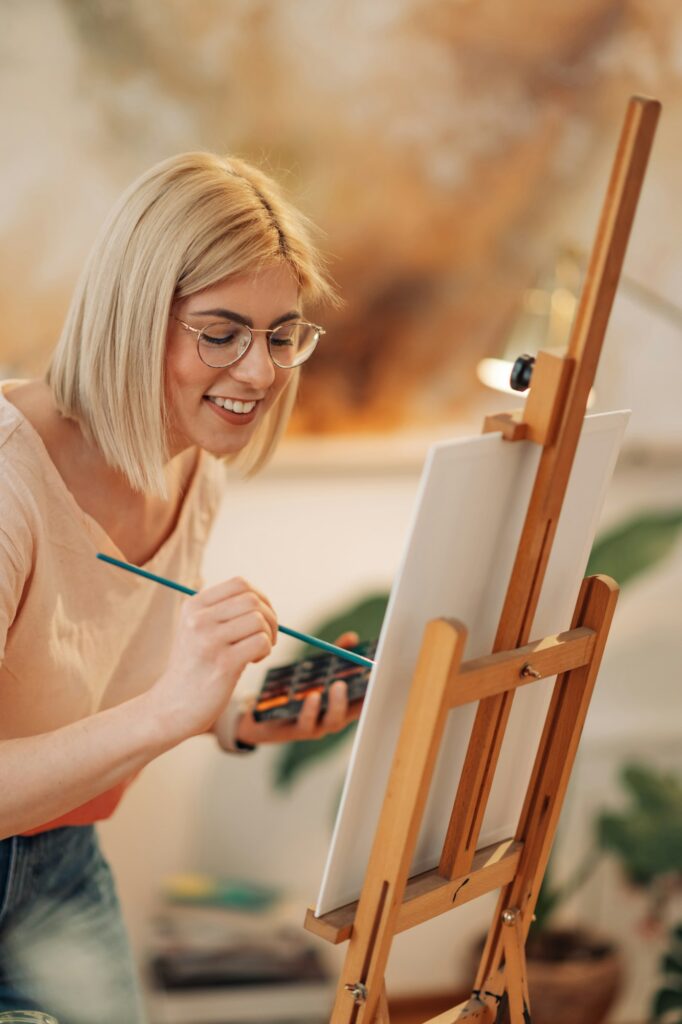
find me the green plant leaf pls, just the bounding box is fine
[530,848,600,936]
[662,954,682,977]
[295,593,390,661]
[595,763,682,885]
[272,593,389,791]
[273,721,358,792]
[652,924,682,1022]
[586,509,682,586]
[652,987,682,1018]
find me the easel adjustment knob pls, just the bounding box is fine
[344,981,368,1005]
[510,354,535,392]
[520,662,542,680]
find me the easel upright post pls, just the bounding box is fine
[329,619,469,1023]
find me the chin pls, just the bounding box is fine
[188,428,246,456]
[206,438,250,458]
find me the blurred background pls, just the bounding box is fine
[1,1,681,1022]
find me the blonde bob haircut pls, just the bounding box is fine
[47,152,338,497]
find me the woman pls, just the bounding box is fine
[0,152,359,1022]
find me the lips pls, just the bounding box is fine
[203,395,259,426]
[205,395,259,411]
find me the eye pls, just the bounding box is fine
[200,321,247,345]
[270,323,302,347]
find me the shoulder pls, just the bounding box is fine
[0,384,49,565]
[0,449,39,567]
[0,382,26,453]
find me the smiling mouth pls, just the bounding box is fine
[204,395,259,414]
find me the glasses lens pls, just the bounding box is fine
[269,323,320,368]
[198,321,251,367]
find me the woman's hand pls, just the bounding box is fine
[235,631,364,746]
[151,577,278,743]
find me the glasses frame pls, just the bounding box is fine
[172,315,325,370]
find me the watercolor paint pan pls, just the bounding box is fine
[253,639,377,724]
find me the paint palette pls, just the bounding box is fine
[253,640,377,723]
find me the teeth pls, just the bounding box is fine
[207,396,256,414]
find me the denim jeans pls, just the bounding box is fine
[0,826,146,1024]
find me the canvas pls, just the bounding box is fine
[316,411,628,916]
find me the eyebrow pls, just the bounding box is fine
[187,308,302,329]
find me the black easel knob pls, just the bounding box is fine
[510,354,535,392]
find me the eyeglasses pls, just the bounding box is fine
[172,316,325,369]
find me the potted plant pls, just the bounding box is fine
[518,762,682,1024]
[652,922,682,1023]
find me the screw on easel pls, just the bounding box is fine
[509,354,536,392]
[501,907,520,925]
[520,663,542,680]
[344,981,368,1005]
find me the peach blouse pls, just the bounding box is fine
[0,379,227,834]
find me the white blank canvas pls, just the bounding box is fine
[316,412,628,916]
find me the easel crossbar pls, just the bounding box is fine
[305,839,522,945]
[451,626,595,706]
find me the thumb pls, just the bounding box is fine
[335,630,360,649]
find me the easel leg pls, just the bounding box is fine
[501,909,531,1023]
[330,619,468,1023]
[474,575,618,1002]
[375,983,390,1023]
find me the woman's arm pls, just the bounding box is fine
[0,575,278,838]
[0,691,172,839]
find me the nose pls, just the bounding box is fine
[227,335,277,391]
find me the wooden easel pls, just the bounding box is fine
[304,96,661,1024]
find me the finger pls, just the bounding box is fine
[321,680,349,732]
[334,631,359,649]
[345,698,364,722]
[216,610,276,649]
[228,630,272,668]
[196,576,276,612]
[209,593,278,643]
[296,690,323,735]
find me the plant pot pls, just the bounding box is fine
[470,928,623,1024]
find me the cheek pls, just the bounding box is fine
[165,342,211,401]
[270,369,294,406]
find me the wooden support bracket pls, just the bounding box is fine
[483,352,574,448]
[305,839,522,945]
[522,351,574,446]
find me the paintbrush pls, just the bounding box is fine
[96,553,374,668]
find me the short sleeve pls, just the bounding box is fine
[0,524,31,665]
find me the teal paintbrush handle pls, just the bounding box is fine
[276,624,373,666]
[96,553,374,669]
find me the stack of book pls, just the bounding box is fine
[144,875,334,1024]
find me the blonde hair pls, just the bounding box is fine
[47,152,338,496]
